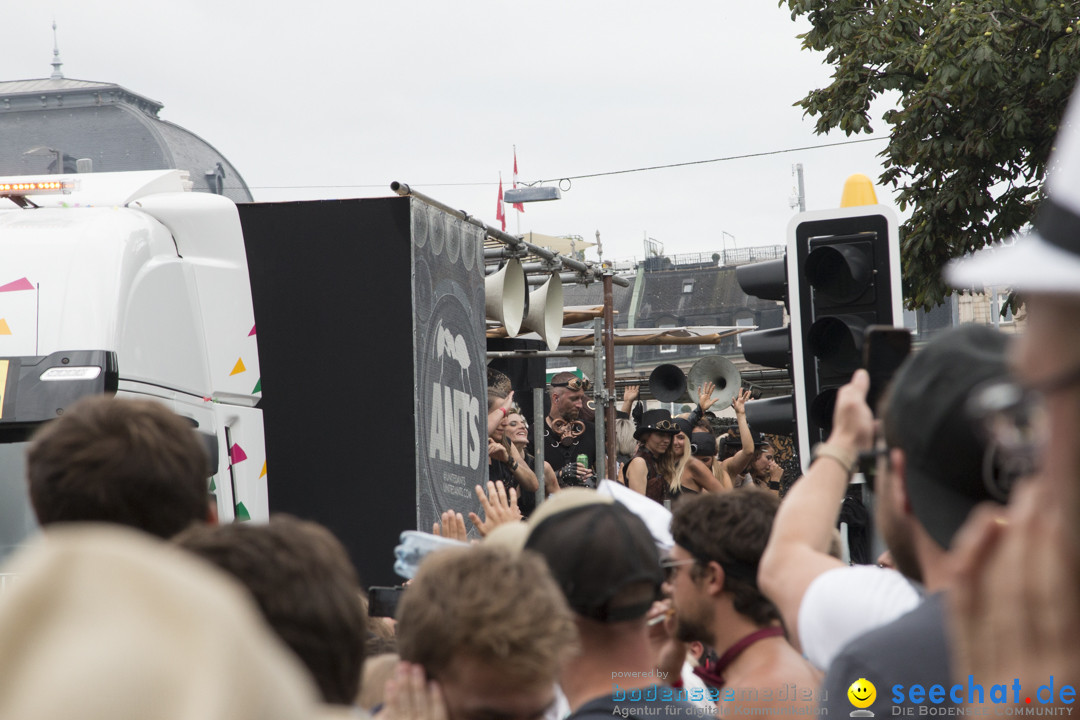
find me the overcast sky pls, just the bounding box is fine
[9,1,897,263]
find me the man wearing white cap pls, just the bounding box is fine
[945,79,1080,704]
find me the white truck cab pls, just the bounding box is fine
[0,170,267,563]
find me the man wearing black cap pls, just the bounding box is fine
[524,491,703,719]
[816,325,1014,716]
[758,325,1013,707]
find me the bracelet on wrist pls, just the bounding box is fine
[811,443,857,476]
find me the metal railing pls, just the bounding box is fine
[604,245,787,272]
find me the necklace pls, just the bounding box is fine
[693,627,785,689]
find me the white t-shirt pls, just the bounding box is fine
[797,564,921,671]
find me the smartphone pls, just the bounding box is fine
[863,326,912,414]
[368,586,405,618]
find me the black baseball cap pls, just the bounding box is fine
[883,324,1011,548]
[524,497,663,622]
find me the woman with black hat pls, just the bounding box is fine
[670,421,729,497]
[623,408,680,505]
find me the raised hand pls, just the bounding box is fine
[697,381,718,412]
[432,510,467,543]
[468,480,522,537]
[487,438,509,463]
[732,387,751,414]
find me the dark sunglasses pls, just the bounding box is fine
[660,557,697,580]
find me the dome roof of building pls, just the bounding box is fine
[0,73,252,203]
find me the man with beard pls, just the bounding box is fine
[816,326,1013,716]
[662,491,820,716]
[758,325,1012,680]
[543,372,596,488]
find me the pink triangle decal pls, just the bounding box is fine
[0,278,34,293]
[248,324,256,336]
[230,444,248,464]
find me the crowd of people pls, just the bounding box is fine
[4,82,1080,720]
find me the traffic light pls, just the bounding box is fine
[788,204,902,467]
[735,256,801,436]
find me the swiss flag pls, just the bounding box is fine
[512,150,525,213]
[496,175,506,231]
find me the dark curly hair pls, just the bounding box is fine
[670,489,782,628]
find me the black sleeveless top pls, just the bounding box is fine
[622,447,667,505]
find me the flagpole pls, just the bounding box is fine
[514,145,521,236]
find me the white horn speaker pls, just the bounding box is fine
[520,273,563,351]
[687,356,742,408]
[485,258,527,337]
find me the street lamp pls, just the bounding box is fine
[503,186,561,203]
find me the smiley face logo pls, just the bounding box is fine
[848,678,877,709]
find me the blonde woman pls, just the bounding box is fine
[670,418,728,497]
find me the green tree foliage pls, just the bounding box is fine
[785,0,1080,309]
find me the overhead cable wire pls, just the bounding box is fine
[236,135,889,191]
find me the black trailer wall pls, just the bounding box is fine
[239,197,487,587]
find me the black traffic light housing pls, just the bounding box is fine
[789,206,902,468]
[735,256,799,436]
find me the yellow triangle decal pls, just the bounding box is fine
[230,358,246,376]
[0,319,10,335]
[259,461,267,479]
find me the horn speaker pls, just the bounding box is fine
[484,258,527,337]
[687,356,742,408]
[519,273,563,352]
[648,363,687,402]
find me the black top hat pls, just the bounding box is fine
[690,432,717,458]
[673,417,695,438]
[634,409,680,440]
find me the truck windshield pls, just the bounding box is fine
[0,441,39,566]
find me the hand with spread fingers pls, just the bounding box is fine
[431,510,467,543]
[731,387,751,415]
[381,661,448,720]
[468,480,522,537]
[697,381,719,413]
